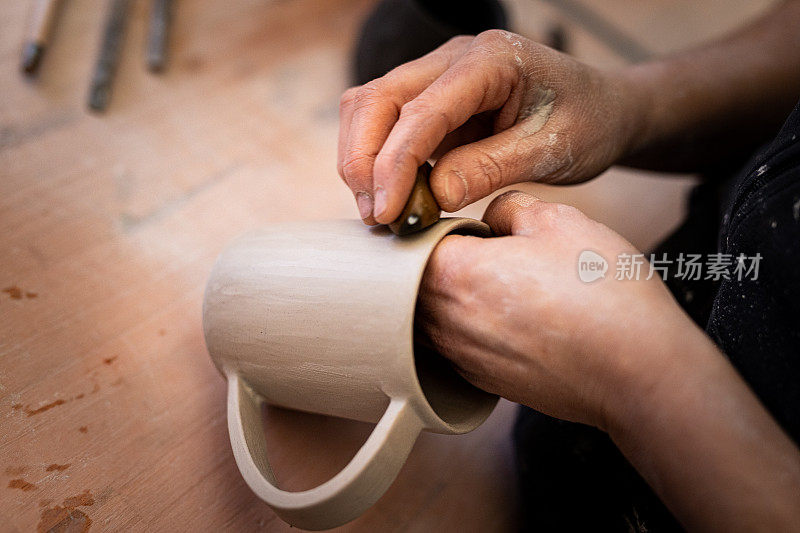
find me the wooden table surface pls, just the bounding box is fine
[1,1,522,530]
[0,0,773,531]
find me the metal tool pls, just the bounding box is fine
[388,162,441,236]
[88,0,130,112]
[20,0,62,75]
[146,0,171,72]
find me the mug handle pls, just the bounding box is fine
[226,374,423,530]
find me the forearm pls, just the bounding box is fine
[608,320,800,531]
[620,1,800,173]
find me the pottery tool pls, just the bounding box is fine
[146,0,171,72]
[88,0,129,112]
[20,0,62,75]
[388,162,441,236]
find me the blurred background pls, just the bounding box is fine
[0,0,779,531]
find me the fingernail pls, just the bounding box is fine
[373,187,387,219]
[444,170,466,209]
[355,192,373,220]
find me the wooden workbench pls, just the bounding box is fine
[1,0,773,530]
[1,1,520,530]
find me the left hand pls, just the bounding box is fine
[417,190,703,430]
[337,31,644,224]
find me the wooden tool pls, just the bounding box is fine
[20,0,62,75]
[388,162,441,236]
[88,0,130,112]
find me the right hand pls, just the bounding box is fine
[337,30,645,224]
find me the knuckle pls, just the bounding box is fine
[528,201,560,224]
[474,29,506,44]
[521,202,582,230]
[431,235,478,279]
[353,81,387,109]
[444,34,474,48]
[339,87,359,107]
[374,147,414,177]
[473,29,513,49]
[470,30,529,67]
[473,149,506,192]
[553,203,583,220]
[399,99,430,118]
[399,100,448,133]
[340,152,373,184]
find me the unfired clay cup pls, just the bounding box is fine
[202,218,498,530]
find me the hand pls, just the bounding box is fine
[338,30,643,224]
[417,191,700,430]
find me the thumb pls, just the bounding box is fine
[429,123,572,211]
[482,190,548,236]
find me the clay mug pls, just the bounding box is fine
[202,218,498,530]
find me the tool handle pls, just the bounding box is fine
[88,0,129,111]
[388,162,441,236]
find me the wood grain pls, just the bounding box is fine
[0,0,773,530]
[1,1,520,530]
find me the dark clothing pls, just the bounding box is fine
[352,0,508,85]
[708,100,800,442]
[515,99,800,532]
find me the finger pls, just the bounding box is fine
[337,87,377,224]
[336,87,357,179]
[372,31,524,223]
[429,111,496,161]
[421,233,475,295]
[341,37,473,222]
[482,190,546,236]
[430,107,570,211]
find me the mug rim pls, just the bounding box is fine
[398,217,499,434]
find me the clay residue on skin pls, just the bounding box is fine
[534,132,575,182]
[498,30,527,67]
[517,87,556,137]
[5,466,27,475]
[38,490,94,533]
[499,30,525,49]
[46,464,70,472]
[8,478,37,491]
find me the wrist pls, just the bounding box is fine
[598,310,800,531]
[586,286,720,436]
[601,308,722,441]
[614,62,665,159]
